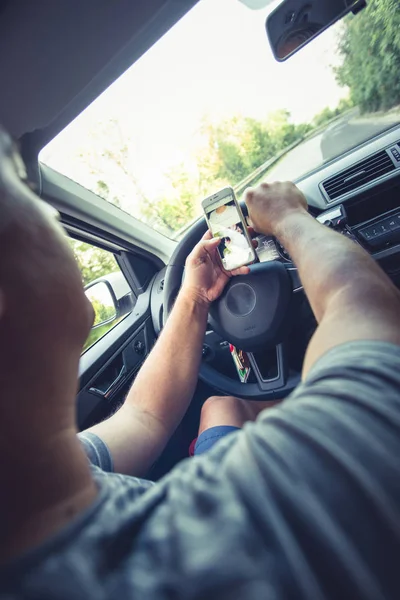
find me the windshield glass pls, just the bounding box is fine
[40,0,400,239]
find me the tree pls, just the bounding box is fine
[95,180,122,208]
[336,0,400,112]
[196,111,311,189]
[312,97,354,128]
[199,115,278,184]
[67,238,121,351]
[91,297,116,326]
[69,239,118,286]
[77,119,148,214]
[76,106,350,237]
[139,162,228,236]
[140,166,200,234]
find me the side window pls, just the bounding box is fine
[68,238,135,352]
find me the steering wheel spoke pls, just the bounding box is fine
[248,342,301,400]
[284,263,303,293]
[248,344,287,392]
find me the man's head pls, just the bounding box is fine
[0,126,93,433]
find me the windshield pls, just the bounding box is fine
[40,0,400,239]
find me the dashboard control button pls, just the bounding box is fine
[378,221,390,235]
[384,216,400,231]
[359,227,373,240]
[134,340,145,355]
[368,226,383,239]
[359,213,400,248]
[202,344,210,358]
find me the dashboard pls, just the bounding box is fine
[298,125,400,265]
[251,125,400,281]
[151,124,400,333]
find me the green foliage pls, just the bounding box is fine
[197,109,321,190]
[312,97,354,127]
[200,110,310,186]
[91,297,116,326]
[140,165,202,234]
[138,104,352,235]
[95,180,122,208]
[82,318,121,352]
[336,0,400,112]
[68,238,125,351]
[77,104,354,238]
[82,299,121,352]
[68,239,118,286]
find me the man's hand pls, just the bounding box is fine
[182,230,251,307]
[245,182,308,236]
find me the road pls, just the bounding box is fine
[262,108,400,183]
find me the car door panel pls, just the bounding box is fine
[77,275,157,431]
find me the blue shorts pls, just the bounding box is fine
[194,425,240,455]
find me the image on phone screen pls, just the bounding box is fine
[207,200,253,270]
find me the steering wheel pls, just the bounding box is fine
[164,210,302,400]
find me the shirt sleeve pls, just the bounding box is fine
[78,431,114,472]
[124,341,400,599]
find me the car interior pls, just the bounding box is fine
[1,0,399,479]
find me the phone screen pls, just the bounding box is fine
[206,195,253,270]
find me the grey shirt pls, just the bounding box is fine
[2,341,400,599]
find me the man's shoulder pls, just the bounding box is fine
[294,339,400,406]
[305,339,400,379]
[4,341,400,599]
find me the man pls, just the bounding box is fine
[1,125,400,598]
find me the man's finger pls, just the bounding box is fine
[230,265,250,276]
[201,230,213,241]
[189,235,220,261]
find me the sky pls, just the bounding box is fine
[41,0,347,207]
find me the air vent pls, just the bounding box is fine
[322,150,396,201]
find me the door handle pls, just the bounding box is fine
[104,365,127,399]
[89,365,127,399]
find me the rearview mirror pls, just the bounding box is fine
[266,0,366,61]
[85,281,117,329]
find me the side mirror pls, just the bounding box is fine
[84,272,136,331]
[266,0,366,62]
[85,281,117,329]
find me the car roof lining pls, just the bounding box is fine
[0,0,198,152]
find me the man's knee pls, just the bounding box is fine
[199,395,249,433]
[201,395,244,415]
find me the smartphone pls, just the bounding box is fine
[202,187,256,271]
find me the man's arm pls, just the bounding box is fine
[85,233,250,475]
[246,182,400,378]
